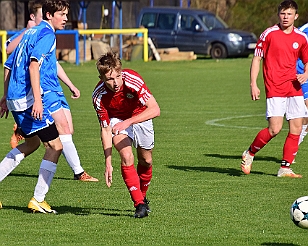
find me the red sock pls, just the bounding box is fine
[250,128,273,154]
[121,165,144,207]
[282,133,299,165]
[137,164,152,197]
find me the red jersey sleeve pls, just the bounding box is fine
[92,81,110,127]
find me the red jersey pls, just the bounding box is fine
[92,69,152,127]
[254,24,308,98]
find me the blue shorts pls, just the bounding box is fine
[44,91,70,114]
[12,106,55,135]
[301,82,308,100]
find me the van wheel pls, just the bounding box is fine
[210,43,227,59]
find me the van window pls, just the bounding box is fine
[180,14,199,31]
[141,13,157,28]
[157,14,176,30]
[198,14,226,30]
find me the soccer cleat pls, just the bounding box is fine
[74,171,99,182]
[277,167,302,178]
[10,123,25,149]
[134,203,148,218]
[241,149,254,174]
[144,197,151,213]
[28,197,57,214]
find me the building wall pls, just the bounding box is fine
[0,0,182,30]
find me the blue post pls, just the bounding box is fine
[55,30,79,65]
[118,1,123,59]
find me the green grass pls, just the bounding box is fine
[1,58,308,245]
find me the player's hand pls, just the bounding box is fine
[250,85,260,101]
[69,86,80,99]
[105,164,113,188]
[296,73,308,85]
[0,96,9,119]
[112,120,130,135]
[31,100,43,120]
[26,20,36,29]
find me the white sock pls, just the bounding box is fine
[299,125,308,145]
[59,134,84,175]
[33,160,57,202]
[0,148,24,182]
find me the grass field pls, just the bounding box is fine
[1,58,308,245]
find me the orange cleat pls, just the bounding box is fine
[10,123,25,149]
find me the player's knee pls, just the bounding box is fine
[120,151,134,164]
[138,157,152,168]
[269,128,281,136]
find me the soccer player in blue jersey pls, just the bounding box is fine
[0,0,72,213]
[4,0,98,182]
[296,23,308,152]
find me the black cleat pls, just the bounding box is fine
[144,197,151,213]
[134,203,148,218]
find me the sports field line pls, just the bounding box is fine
[206,114,287,131]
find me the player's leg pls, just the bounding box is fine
[0,135,40,182]
[278,96,305,178]
[28,123,62,214]
[136,147,152,212]
[241,97,284,174]
[134,119,154,212]
[113,131,147,218]
[47,92,98,181]
[299,82,308,145]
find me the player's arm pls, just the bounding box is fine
[7,21,36,55]
[297,62,308,84]
[57,63,80,99]
[29,60,43,120]
[112,95,160,135]
[101,125,113,187]
[250,55,261,101]
[0,68,11,118]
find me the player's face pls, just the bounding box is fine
[48,8,68,30]
[278,8,298,30]
[104,70,123,92]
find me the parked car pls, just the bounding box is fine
[137,7,257,59]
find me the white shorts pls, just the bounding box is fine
[110,118,154,149]
[266,96,308,120]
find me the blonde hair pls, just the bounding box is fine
[96,52,122,80]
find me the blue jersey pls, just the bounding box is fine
[5,20,61,112]
[297,23,308,74]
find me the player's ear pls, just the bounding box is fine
[295,14,299,20]
[30,13,35,20]
[46,12,52,20]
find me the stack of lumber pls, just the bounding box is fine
[156,47,197,61]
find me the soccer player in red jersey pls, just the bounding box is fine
[241,0,308,177]
[92,52,160,218]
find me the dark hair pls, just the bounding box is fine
[42,0,69,20]
[278,0,298,14]
[96,52,122,80]
[28,0,43,15]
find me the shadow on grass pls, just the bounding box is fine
[204,153,281,164]
[261,243,300,246]
[8,173,73,181]
[166,164,273,177]
[3,205,134,217]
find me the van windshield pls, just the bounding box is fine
[198,14,227,30]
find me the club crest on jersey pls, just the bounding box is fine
[293,42,299,49]
[126,93,134,99]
